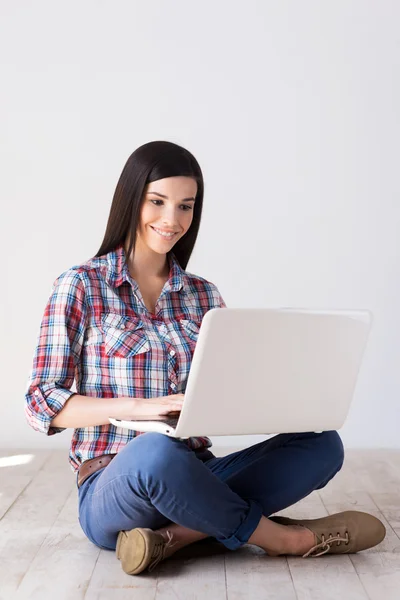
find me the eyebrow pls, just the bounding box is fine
[147,191,196,203]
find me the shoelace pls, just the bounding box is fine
[148,530,177,572]
[303,531,350,558]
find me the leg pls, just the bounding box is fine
[78,432,263,552]
[206,430,345,515]
[155,430,344,553]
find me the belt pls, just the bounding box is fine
[77,446,213,488]
[77,453,117,488]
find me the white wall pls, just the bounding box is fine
[1,0,399,451]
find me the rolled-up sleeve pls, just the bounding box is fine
[25,269,87,435]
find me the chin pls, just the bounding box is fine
[148,241,175,254]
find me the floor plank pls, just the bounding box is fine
[14,487,100,600]
[0,451,75,599]
[287,555,369,600]
[155,551,227,599]
[0,450,50,520]
[370,492,400,536]
[354,570,400,600]
[84,547,158,600]
[225,547,296,600]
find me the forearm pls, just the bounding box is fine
[50,394,136,428]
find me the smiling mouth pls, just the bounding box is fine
[150,226,178,239]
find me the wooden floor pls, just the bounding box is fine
[1,448,400,600]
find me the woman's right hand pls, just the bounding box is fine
[132,394,185,417]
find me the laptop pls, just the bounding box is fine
[109,308,372,438]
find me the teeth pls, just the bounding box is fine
[153,227,176,238]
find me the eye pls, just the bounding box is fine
[150,200,192,211]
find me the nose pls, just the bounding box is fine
[160,205,180,227]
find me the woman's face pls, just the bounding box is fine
[136,176,197,255]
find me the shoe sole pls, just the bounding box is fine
[116,528,150,575]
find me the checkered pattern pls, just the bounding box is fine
[25,243,226,472]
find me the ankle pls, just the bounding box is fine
[284,525,316,555]
[248,517,315,556]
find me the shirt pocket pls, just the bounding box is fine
[101,312,150,358]
[179,318,201,343]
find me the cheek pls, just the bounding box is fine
[140,204,157,225]
[183,211,194,227]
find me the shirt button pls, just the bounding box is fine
[169,350,175,356]
[34,390,39,396]
[120,324,125,329]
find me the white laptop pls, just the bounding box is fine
[109,308,372,438]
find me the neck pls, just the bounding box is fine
[124,239,170,280]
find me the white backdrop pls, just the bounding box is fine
[1,0,399,451]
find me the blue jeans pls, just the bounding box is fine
[78,430,344,551]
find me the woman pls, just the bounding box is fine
[25,140,385,576]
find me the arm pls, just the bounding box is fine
[25,269,90,435]
[50,392,184,428]
[50,394,140,428]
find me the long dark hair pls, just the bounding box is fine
[95,141,204,270]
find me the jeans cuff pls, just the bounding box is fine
[217,499,263,550]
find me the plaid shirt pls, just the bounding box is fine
[25,243,227,472]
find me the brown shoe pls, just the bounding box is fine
[116,527,176,575]
[269,510,386,557]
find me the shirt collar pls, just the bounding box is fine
[103,242,185,293]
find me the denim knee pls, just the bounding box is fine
[318,430,345,472]
[121,432,188,476]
